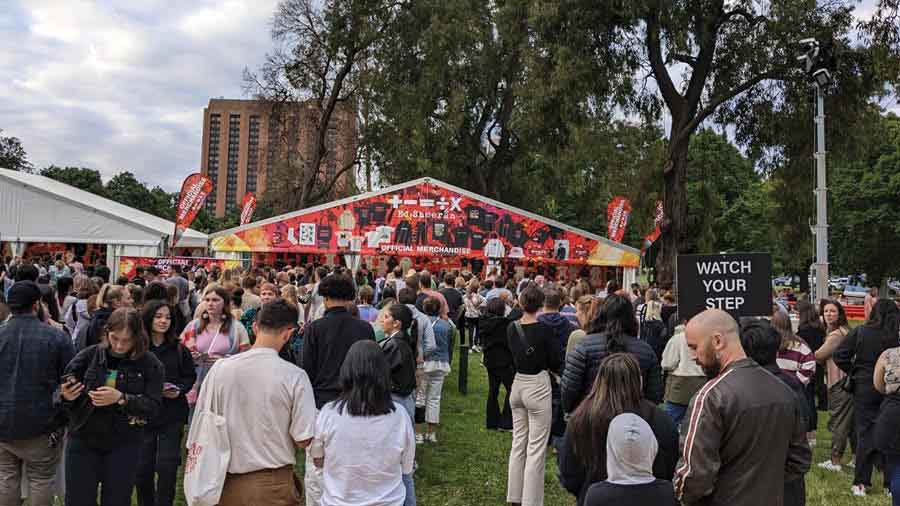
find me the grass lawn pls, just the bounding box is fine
[155,348,886,506]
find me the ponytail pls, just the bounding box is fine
[97,283,125,308]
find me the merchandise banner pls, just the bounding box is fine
[641,200,664,252]
[607,196,631,243]
[240,193,257,225]
[212,181,640,267]
[118,256,243,280]
[173,173,213,249]
[676,252,773,320]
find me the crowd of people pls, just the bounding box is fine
[1,252,900,506]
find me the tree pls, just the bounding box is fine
[556,1,900,287]
[246,0,401,214]
[0,129,32,172]
[829,113,900,287]
[40,166,106,196]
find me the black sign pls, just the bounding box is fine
[676,252,772,320]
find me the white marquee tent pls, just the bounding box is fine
[0,168,207,271]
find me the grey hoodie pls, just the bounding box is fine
[606,413,658,486]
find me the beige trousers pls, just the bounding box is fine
[506,370,551,506]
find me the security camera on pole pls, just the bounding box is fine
[796,38,833,302]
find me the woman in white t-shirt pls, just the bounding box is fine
[314,341,415,506]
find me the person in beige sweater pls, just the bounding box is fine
[814,300,853,472]
[661,322,707,429]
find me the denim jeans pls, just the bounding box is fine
[392,393,416,506]
[135,423,184,506]
[66,435,142,506]
[663,401,689,430]
[887,454,900,506]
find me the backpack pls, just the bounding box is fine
[639,319,669,361]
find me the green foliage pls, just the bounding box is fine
[830,113,900,285]
[0,128,31,172]
[39,166,106,196]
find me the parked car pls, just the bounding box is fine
[842,285,868,305]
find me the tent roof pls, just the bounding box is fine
[0,168,208,248]
[211,177,639,255]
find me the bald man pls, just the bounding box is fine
[673,309,811,506]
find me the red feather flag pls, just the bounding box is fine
[172,173,213,249]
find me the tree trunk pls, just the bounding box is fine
[655,135,690,289]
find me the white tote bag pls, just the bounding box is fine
[183,369,231,506]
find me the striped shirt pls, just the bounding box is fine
[776,340,816,386]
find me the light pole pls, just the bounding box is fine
[797,38,833,302]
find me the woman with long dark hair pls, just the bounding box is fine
[815,299,854,472]
[134,301,196,506]
[60,308,164,506]
[314,340,415,506]
[561,294,664,414]
[379,303,419,506]
[179,286,249,407]
[558,353,678,505]
[835,299,900,496]
[796,299,827,424]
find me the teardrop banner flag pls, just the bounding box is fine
[641,200,664,253]
[607,196,632,242]
[240,192,257,225]
[172,173,213,249]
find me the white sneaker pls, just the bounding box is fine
[415,433,424,445]
[851,484,867,497]
[885,489,892,498]
[818,461,842,472]
[426,432,437,443]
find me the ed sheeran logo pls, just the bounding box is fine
[185,442,203,474]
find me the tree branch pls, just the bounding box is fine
[719,8,767,27]
[668,53,698,67]
[676,71,780,143]
[308,156,359,203]
[645,7,684,112]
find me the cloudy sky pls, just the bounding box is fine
[0,0,280,191]
[0,1,895,192]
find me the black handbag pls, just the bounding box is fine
[838,328,859,393]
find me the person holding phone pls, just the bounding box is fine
[60,307,164,506]
[135,300,196,506]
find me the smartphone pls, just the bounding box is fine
[62,373,77,384]
[163,383,179,392]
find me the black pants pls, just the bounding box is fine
[136,423,184,506]
[854,384,885,487]
[486,365,514,429]
[805,381,818,433]
[784,477,806,506]
[66,435,142,506]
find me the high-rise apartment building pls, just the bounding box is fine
[200,98,357,217]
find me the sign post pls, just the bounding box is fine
[676,252,773,320]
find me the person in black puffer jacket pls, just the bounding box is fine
[61,307,163,506]
[78,284,133,351]
[479,297,523,430]
[561,295,664,414]
[134,300,197,506]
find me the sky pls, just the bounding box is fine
[0,1,895,192]
[0,0,279,191]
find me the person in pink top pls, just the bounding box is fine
[179,286,250,405]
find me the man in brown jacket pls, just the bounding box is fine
[674,309,811,506]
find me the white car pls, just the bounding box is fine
[842,285,868,305]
